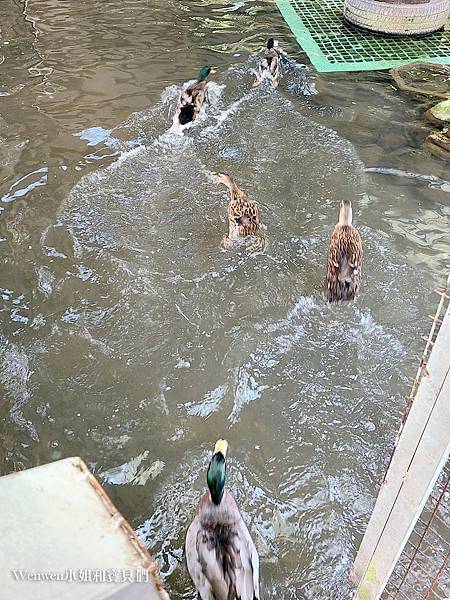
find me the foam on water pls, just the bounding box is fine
[183,384,228,418]
[1,167,48,204]
[100,451,165,486]
[0,342,37,443]
[201,93,252,137]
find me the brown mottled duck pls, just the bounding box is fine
[185,440,260,600]
[175,65,216,126]
[254,38,279,87]
[326,199,363,302]
[216,173,261,249]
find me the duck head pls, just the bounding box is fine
[198,65,217,81]
[207,439,228,505]
[215,172,231,186]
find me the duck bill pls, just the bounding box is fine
[214,439,228,458]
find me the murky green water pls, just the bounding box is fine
[1,1,449,598]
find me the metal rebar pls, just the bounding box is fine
[426,588,444,600]
[392,573,422,600]
[395,589,413,600]
[400,543,448,575]
[391,468,450,594]
[424,526,450,549]
[406,556,437,582]
[381,273,450,485]
[428,315,443,324]
[424,549,450,599]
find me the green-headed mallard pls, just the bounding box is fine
[216,173,261,248]
[176,65,216,126]
[254,38,279,87]
[326,199,363,302]
[186,440,260,600]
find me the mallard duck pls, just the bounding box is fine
[175,65,216,126]
[326,199,363,302]
[185,440,260,600]
[254,38,279,87]
[216,173,261,248]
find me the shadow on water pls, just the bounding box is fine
[0,1,449,599]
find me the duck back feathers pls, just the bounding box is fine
[179,104,196,125]
[186,491,260,600]
[217,173,260,239]
[326,222,363,302]
[176,68,212,126]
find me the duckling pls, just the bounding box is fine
[326,199,363,302]
[175,65,216,126]
[254,38,279,87]
[185,440,260,600]
[216,173,261,248]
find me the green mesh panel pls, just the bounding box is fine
[275,0,450,72]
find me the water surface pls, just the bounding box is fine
[1,1,449,598]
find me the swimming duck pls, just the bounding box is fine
[175,65,216,126]
[216,173,261,248]
[254,38,279,87]
[185,440,260,600]
[326,199,363,302]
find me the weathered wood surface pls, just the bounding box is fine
[353,299,450,600]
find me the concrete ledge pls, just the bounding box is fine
[0,457,169,600]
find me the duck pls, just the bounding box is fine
[185,440,260,600]
[216,173,261,248]
[326,199,363,302]
[254,38,279,87]
[175,65,216,126]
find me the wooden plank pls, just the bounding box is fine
[352,302,450,600]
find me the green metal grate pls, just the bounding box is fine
[275,0,450,72]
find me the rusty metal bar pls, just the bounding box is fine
[392,471,450,594]
[425,589,442,600]
[353,271,450,600]
[391,572,424,600]
[414,516,450,548]
[424,549,450,599]
[381,273,450,485]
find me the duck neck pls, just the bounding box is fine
[339,203,352,226]
[207,453,226,505]
[218,174,244,201]
[198,67,210,82]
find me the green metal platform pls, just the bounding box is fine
[275,0,450,72]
